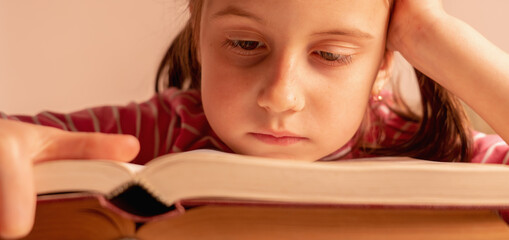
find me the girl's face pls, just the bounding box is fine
[199,0,392,161]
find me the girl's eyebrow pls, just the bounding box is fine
[312,30,374,40]
[212,5,266,24]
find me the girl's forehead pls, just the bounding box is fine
[203,0,390,14]
[202,0,391,37]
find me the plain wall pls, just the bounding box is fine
[1,0,507,133]
[0,0,188,114]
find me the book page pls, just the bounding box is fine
[137,150,509,208]
[35,160,138,195]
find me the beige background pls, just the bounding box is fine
[1,0,507,133]
[0,0,189,114]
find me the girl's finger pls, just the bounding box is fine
[35,132,140,163]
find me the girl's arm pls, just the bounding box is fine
[388,0,509,143]
[1,88,228,165]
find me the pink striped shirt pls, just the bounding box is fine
[2,87,507,165]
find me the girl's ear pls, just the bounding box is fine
[372,50,395,96]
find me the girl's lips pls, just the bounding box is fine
[249,132,307,146]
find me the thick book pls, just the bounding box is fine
[24,150,509,239]
[23,193,509,240]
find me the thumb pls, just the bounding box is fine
[35,132,140,163]
[0,149,35,239]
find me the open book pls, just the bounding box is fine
[26,150,509,239]
[35,149,509,209]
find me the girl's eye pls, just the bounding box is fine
[319,51,341,61]
[313,51,352,66]
[223,40,267,56]
[230,40,264,50]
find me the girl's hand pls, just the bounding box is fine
[0,119,139,239]
[387,0,446,54]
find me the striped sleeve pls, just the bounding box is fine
[470,132,509,164]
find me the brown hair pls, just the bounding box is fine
[155,0,203,92]
[155,0,473,162]
[354,71,473,162]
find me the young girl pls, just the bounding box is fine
[2,0,509,238]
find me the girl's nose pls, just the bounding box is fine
[257,55,305,113]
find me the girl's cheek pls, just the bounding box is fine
[206,47,265,91]
[201,49,251,98]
